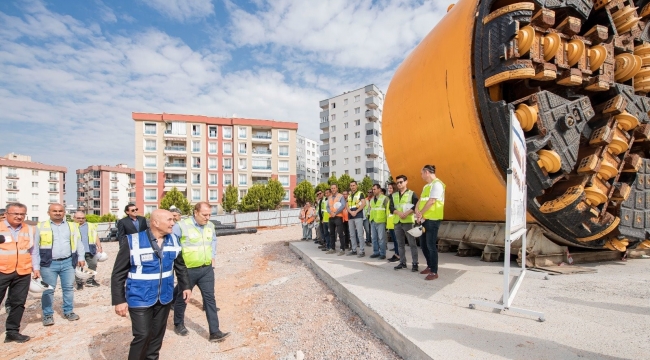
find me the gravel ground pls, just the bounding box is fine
[0,225,399,360]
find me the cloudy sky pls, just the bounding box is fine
[0,0,446,203]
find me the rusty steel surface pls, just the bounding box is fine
[384,0,650,251]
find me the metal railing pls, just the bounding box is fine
[165,179,187,184]
[165,163,186,167]
[210,209,300,228]
[165,146,186,151]
[252,165,272,170]
[252,134,272,140]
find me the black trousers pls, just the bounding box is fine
[423,220,441,273]
[343,221,351,249]
[128,301,172,360]
[328,217,345,250]
[0,271,30,334]
[173,265,220,335]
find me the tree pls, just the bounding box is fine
[238,184,267,212]
[100,213,117,223]
[338,174,354,193]
[327,174,338,186]
[293,180,315,207]
[359,176,374,194]
[315,182,330,194]
[85,214,101,223]
[222,185,239,213]
[386,175,394,185]
[160,187,192,215]
[264,179,286,210]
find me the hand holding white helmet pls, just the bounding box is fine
[29,278,54,294]
[75,266,97,281]
[94,252,109,262]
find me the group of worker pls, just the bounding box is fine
[0,201,228,360]
[304,164,445,280]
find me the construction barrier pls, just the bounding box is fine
[210,209,301,229]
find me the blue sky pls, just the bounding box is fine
[0,0,446,204]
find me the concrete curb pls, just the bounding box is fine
[290,243,431,360]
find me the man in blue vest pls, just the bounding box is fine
[32,204,85,327]
[111,209,191,360]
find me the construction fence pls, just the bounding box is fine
[210,209,301,228]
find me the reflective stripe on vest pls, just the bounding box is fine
[328,194,345,217]
[369,195,388,223]
[418,179,446,220]
[83,223,98,255]
[0,223,34,275]
[126,231,182,308]
[37,221,79,268]
[347,191,363,209]
[392,190,415,224]
[178,218,214,268]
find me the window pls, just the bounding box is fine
[223,158,232,170]
[224,174,232,185]
[355,132,361,138]
[279,175,289,186]
[332,160,337,166]
[252,159,271,170]
[212,205,218,215]
[209,190,218,201]
[344,122,348,129]
[208,142,217,154]
[94,180,100,188]
[344,110,348,117]
[7,168,17,177]
[32,205,38,212]
[279,145,289,156]
[238,127,247,139]
[145,189,157,201]
[283,191,290,201]
[331,114,336,121]
[223,127,232,139]
[189,140,199,153]
[344,99,348,105]
[331,148,336,155]
[190,173,200,185]
[278,131,289,142]
[238,174,248,185]
[355,156,361,163]
[355,168,361,175]
[32,193,38,200]
[345,170,349,174]
[354,95,360,102]
[111,201,118,209]
[192,157,201,169]
[192,189,201,201]
[355,144,361,151]
[239,158,247,170]
[93,190,100,198]
[145,205,157,215]
[145,139,156,151]
[208,126,218,138]
[32,170,38,176]
[239,142,247,154]
[32,182,38,188]
[165,122,186,135]
[355,107,360,114]
[144,156,156,168]
[239,189,247,200]
[209,174,218,185]
[278,160,289,172]
[209,158,217,169]
[144,173,156,184]
[355,119,360,126]
[331,125,336,132]
[144,123,156,135]
[192,124,201,136]
[344,134,349,141]
[344,158,349,165]
[331,137,336,143]
[344,146,348,152]
[223,142,232,155]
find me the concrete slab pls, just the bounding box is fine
[291,241,650,360]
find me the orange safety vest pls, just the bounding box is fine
[328,194,348,220]
[300,207,315,224]
[0,222,34,275]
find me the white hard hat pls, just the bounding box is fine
[94,252,109,262]
[75,266,97,281]
[407,226,423,238]
[29,278,54,294]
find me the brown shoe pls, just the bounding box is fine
[419,267,431,275]
[425,273,439,281]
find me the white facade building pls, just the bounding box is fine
[319,84,389,184]
[76,164,136,216]
[0,153,67,222]
[296,134,320,186]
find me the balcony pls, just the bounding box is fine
[366,160,378,168]
[365,109,379,120]
[110,177,118,181]
[365,147,379,157]
[319,133,330,141]
[252,133,272,142]
[320,120,329,130]
[130,177,136,184]
[111,195,119,200]
[6,173,18,179]
[252,165,272,171]
[365,134,379,143]
[48,188,59,193]
[49,176,59,182]
[164,178,187,184]
[252,180,269,185]
[319,99,329,109]
[6,198,18,203]
[164,130,187,138]
[365,96,380,109]
[365,84,380,96]
[164,146,186,153]
[165,162,187,170]
[78,196,85,201]
[320,166,330,173]
[320,155,330,162]
[320,143,330,152]
[320,109,329,119]
[192,131,201,137]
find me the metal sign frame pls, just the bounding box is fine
[470,111,545,322]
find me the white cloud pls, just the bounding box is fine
[96,0,117,23]
[140,0,215,22]
[227,0,446,69]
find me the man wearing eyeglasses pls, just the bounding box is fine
[117,204,149,246]
[390,175,420,272]
[0,203,35,342]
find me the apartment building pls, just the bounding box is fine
[0,153,66,222]
[319,84,390,184]
[296,134,320,186]
[133,113,298,215]
[76,164,136,216]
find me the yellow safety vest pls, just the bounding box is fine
[347,191,364,209]
[318,198,330,222]
[37,221,79,253]
[369,195,388,223]
[418,178,445,220]
[178,218,214,268]
[392,190,415,224]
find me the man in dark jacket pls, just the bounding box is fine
[111,209,191,360]
[116,204,148,246]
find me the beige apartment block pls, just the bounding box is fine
[76,164,136,216]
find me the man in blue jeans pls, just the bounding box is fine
[369,184,388,259]
[415,165,445,280]
[32,204,85,326]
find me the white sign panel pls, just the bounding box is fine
[508,111,527,233]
